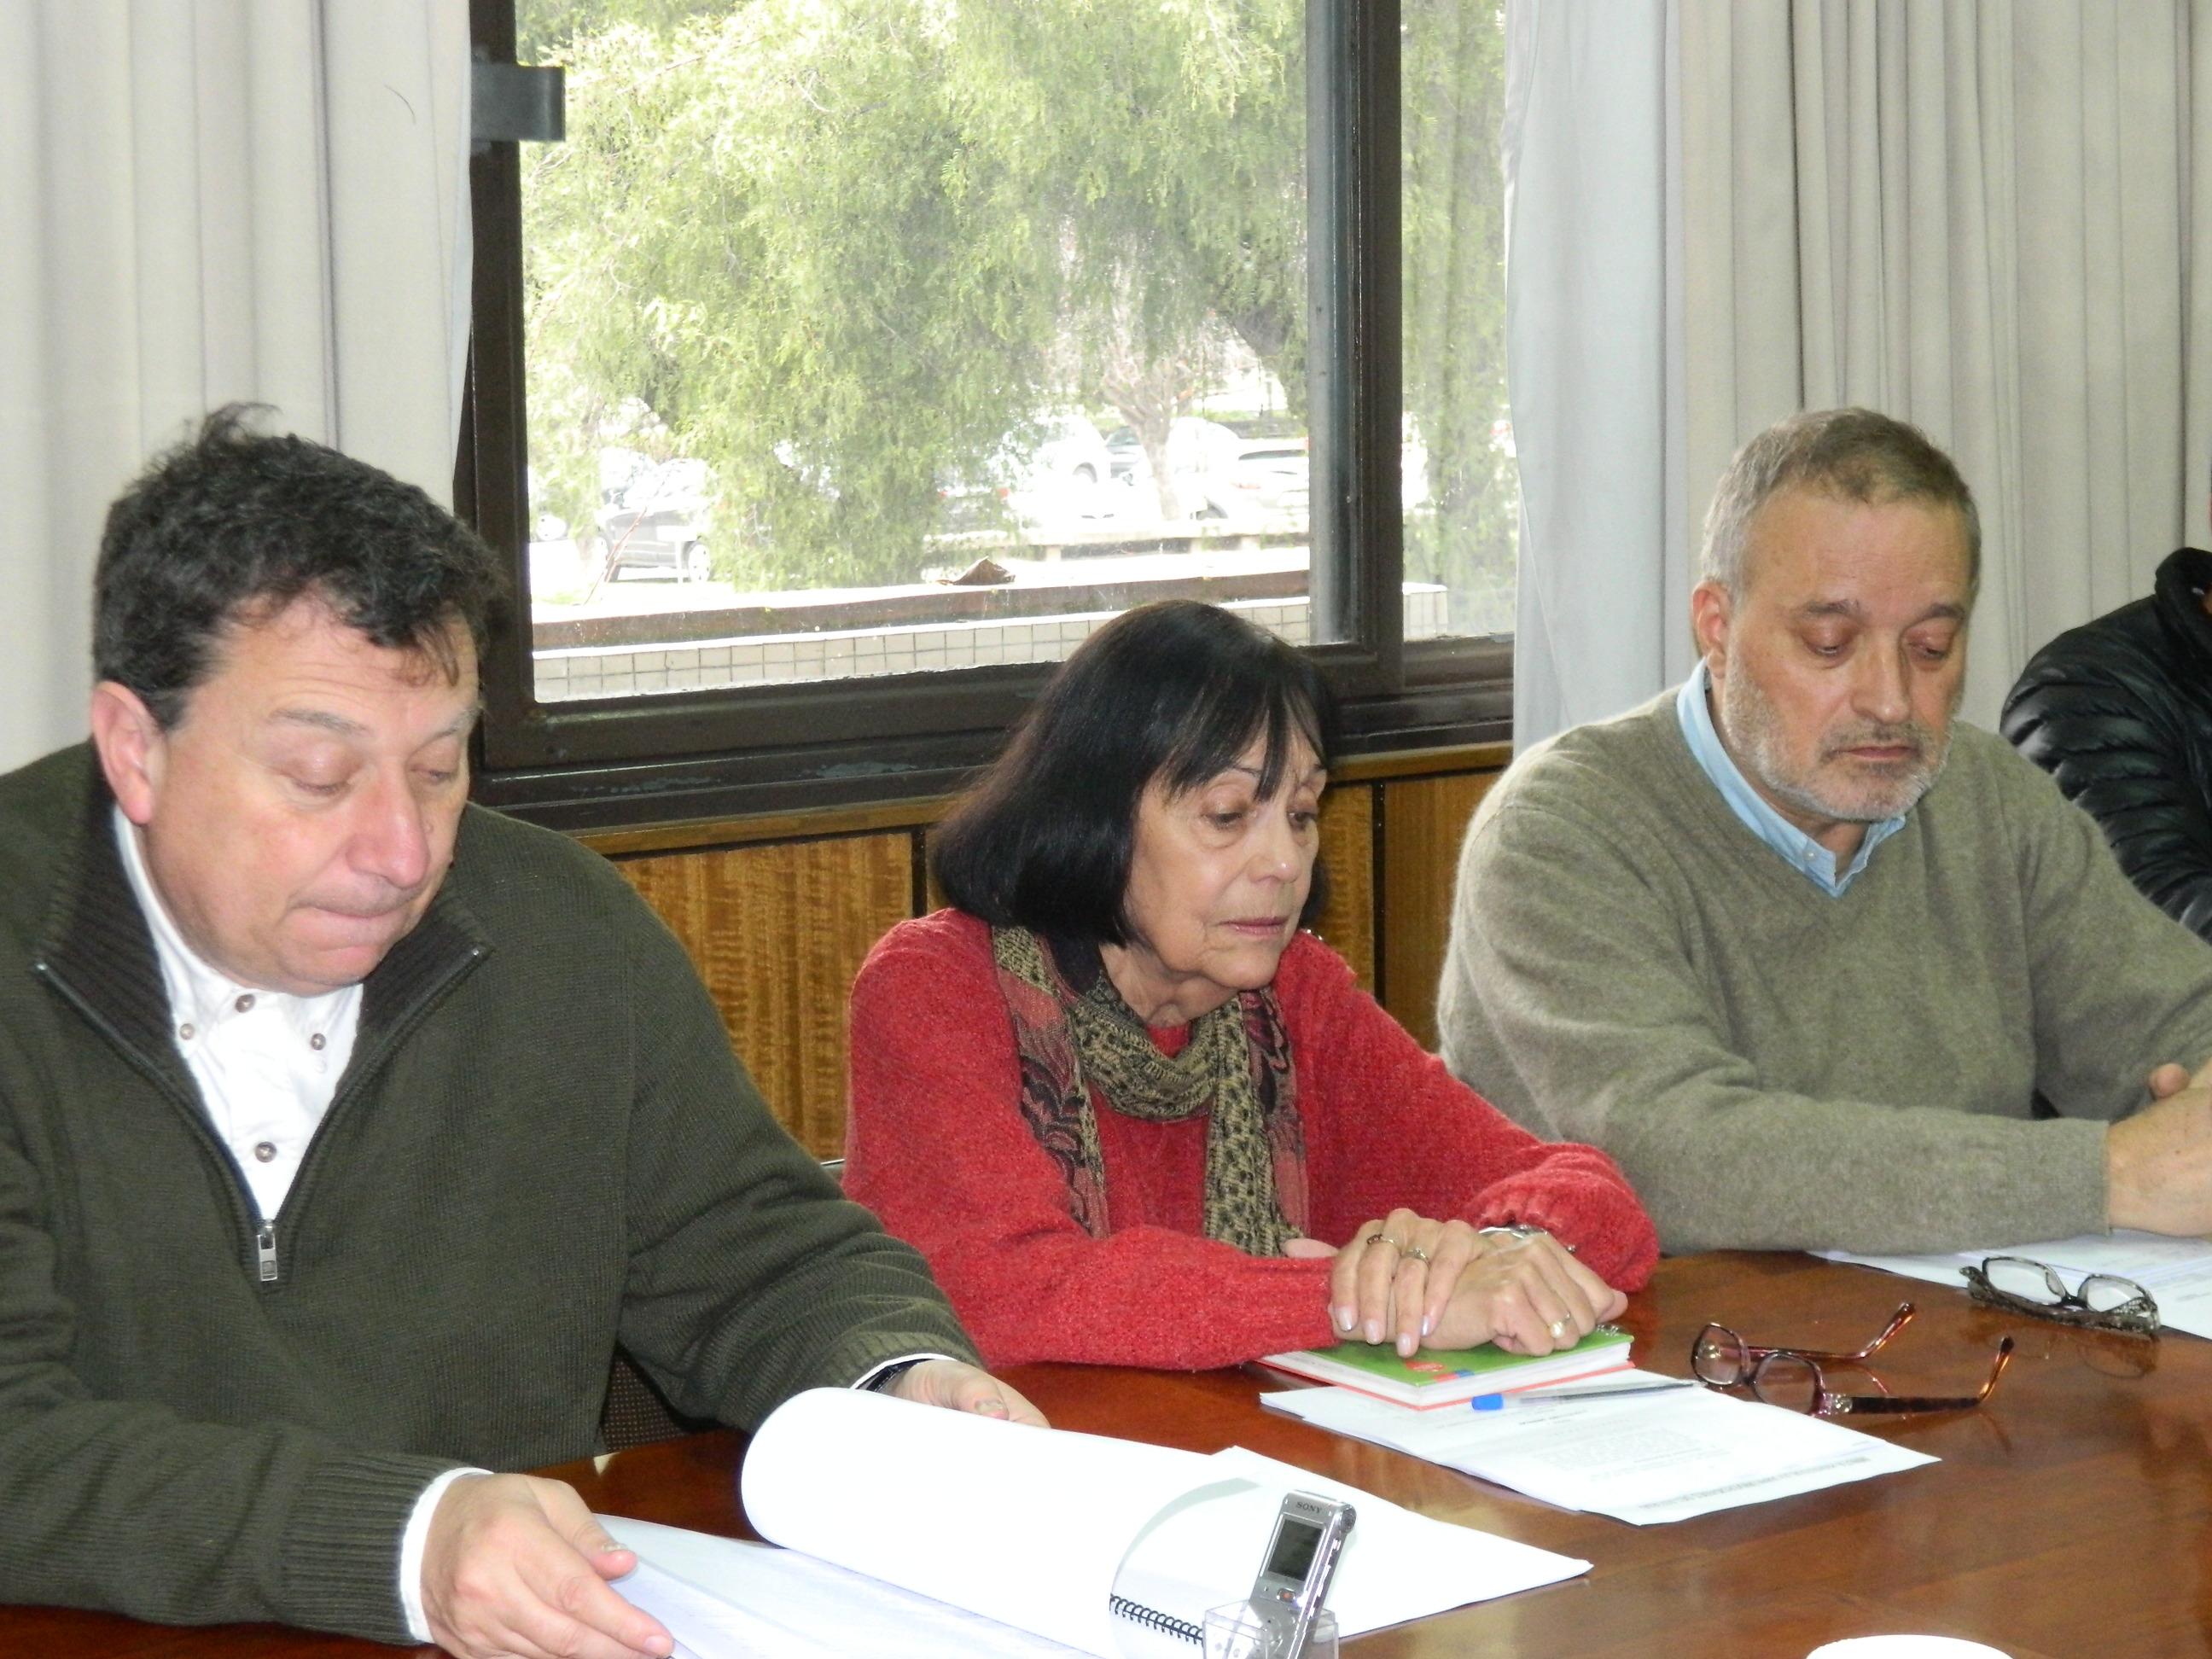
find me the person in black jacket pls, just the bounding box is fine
[2002,546,2212,941]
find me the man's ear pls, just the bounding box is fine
[89,681,166,826]
[1689,581,1732,676]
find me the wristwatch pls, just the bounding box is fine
[865,1358,928,1393]
[1481,1223,1575,1254]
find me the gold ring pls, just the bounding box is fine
[1547,1318,1575,1342]
[1402,1245,1431,1263]
[1367,1233,1402,1252]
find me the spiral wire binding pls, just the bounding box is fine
[1109,1592,1204,1645]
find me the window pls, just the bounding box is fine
[465,0,1516,825]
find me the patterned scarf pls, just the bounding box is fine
[990,925,1307,1254]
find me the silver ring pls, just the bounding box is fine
[1366,1233,1402,1252]
[1547,1318,1575,1343]
[1402,1245,1431,1264]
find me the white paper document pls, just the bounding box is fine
[601,1386,1589,1657]
[602,1522,1080,1659]
[1262,1368,1936,1525]
[1819,1231,2212,1338]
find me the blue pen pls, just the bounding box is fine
[1468,1379,1699,1411]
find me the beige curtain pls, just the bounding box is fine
[1505,0,1698,746]
[0,1,471,775]
[1680,0,2212,728]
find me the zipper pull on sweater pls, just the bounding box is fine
[255,1223,278,1284]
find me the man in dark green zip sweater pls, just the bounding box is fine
[0,410,1039,1656]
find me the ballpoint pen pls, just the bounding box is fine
[1468,1379,1699,1411]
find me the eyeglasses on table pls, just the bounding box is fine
[1960,1255,2160,1337]
[1691,1301,2013,1417]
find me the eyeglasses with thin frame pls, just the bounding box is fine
[1961,1255,2159,1337]
[1691,1303,2014,1417]
[1691,1300,1917,1384]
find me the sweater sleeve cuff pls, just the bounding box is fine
[281,1450,471,1643]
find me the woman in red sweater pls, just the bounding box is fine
[844,601,1656,1370]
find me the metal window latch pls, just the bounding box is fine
[472,57,565,148]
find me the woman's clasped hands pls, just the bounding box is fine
[1288,1208,1629,1359]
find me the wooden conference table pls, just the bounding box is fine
[9,1249,2210,1657]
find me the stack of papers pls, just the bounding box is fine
[600,1387,1590,1657]
[1820,1231,2212,1337]
[602,1525,1075,1659]
[1263,1369,1936,1525]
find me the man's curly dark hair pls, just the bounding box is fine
[93,405,508,726]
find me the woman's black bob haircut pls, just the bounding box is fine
[932,599,1342,945]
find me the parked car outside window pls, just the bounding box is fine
[1118,418,1309,523]
[597,453,713,582]
[939,410,1115,533]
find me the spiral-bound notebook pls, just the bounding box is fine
[1108,1592,1203,1648]
[600,1388,1590,1656]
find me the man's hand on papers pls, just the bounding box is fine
[883,1359,1049,1427]
[1323,1210,1628,1359]
[422,1472,673,1659]
[2107,1086,2212,1235]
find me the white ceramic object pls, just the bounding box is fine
[1807,1639,2011,1659]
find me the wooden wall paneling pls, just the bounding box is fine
[1310,783,1376,990]
[611,834,914,1159]
[584,797,952,858]
[1377,771,1499,1051]
[919,824,948,918]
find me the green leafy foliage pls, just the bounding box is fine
[527,6,1059,588]
[521,0,1512,604]
[1401,0,1515,634]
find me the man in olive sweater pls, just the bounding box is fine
[0,411,1038,1657]
[1441,408,2212,1256]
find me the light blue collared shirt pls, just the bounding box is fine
[1674,661,1905,896]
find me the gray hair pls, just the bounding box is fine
[1700,407,1981,599]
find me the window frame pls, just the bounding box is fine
[461,0,1511,833]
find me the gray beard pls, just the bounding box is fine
[1718,668,1950,826]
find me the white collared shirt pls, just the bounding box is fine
[113,807,363,1222]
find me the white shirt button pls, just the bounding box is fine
[310,1033,327,1051]
[178,1023,195,1041]
[253,1141,277,1162]
[235,993,255,1013]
